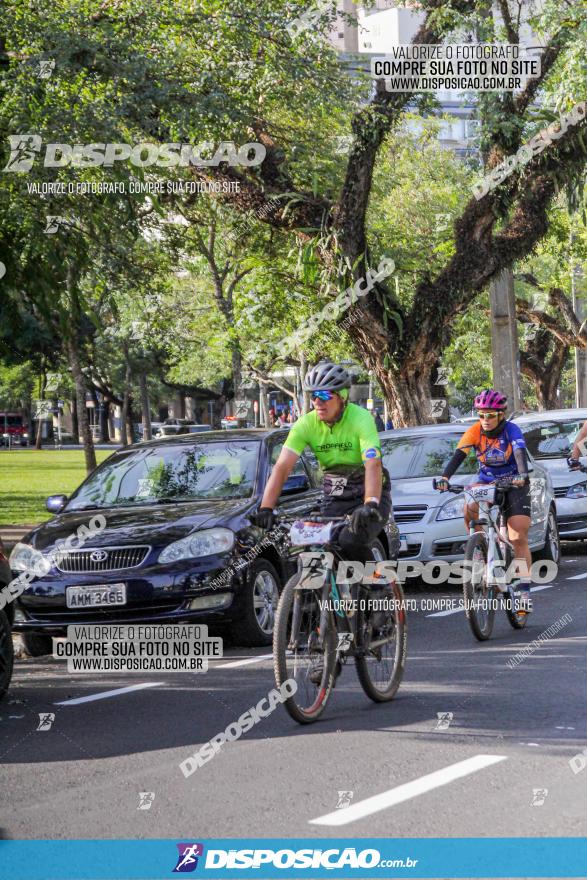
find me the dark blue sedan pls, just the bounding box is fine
[11,430,328,653]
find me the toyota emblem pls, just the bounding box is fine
[90,549,108,563]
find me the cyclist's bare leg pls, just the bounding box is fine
[506,514,532,578]
[464,500,484,532]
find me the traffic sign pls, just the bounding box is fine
[366,398,374,410]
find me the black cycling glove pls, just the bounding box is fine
[350,501,382,535]
[251,507,275,529]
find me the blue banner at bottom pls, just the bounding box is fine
[1,838,586,879]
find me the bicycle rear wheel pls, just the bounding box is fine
[273,573,337,724]
[463,532,495,641]
[355,578,407,702]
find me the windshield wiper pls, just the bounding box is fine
[69,504,103,511]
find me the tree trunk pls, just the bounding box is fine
[120,343,132,446]
[520,334,569,409]
[139,372,152,440]
[71,396,79,442]
[371,359,436,427]
[99,400,110,442]
[34,370,46,450]
[67,336,96,472]
[231,346,242,400]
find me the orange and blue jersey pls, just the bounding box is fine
[457,420,526,484]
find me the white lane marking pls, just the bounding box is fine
[567,572,587,580]
[426,584,553,617]
[55,682,164,706]
[214,653,273,669]
[309,754,507,826]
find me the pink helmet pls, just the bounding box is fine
[474,388,507,410]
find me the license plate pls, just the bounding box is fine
[66,583,127,609]
[399,535,408,553]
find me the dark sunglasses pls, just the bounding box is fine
[311,390,336,402]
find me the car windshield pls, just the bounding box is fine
[382,434,478,478]
[67,440,260,509]
[519,418,585,459]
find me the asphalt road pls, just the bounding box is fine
[2,546,587,841]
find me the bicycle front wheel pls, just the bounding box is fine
[463,532,495,641]
[355,579,407,702]
[502,545,528,630]
[273,573,337,724]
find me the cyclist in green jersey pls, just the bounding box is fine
[255,360,398,563]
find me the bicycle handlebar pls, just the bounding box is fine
[432,476,521,494]
[274,512,349,523]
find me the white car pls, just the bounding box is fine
[514,408,587,540]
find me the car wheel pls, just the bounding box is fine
[21,633,54,657]
[0,611,14,702]
[229,558,281,647]
[536,507,560,564]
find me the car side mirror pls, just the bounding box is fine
[281,474,310,495]
[46,494,68,514]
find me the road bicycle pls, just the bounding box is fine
[272,514,407,724]
[433,478,528,640]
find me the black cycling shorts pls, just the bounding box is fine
[503,484,531,519]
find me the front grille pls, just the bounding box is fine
[554,487,569,498]
[393,505,428,524]
[54,545,151,573]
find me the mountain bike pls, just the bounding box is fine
[433,478,528,640]
[272,514,407,724]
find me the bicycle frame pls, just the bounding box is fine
[463,484,515,588]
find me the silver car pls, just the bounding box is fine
[381,424,559,564]
[514,408,587,540]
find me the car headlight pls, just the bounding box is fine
[436,494,465,521]
[567,481,587,499]
[9,542,51,576]
[158,528,235,563]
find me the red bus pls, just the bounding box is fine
[0,412,29,446]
